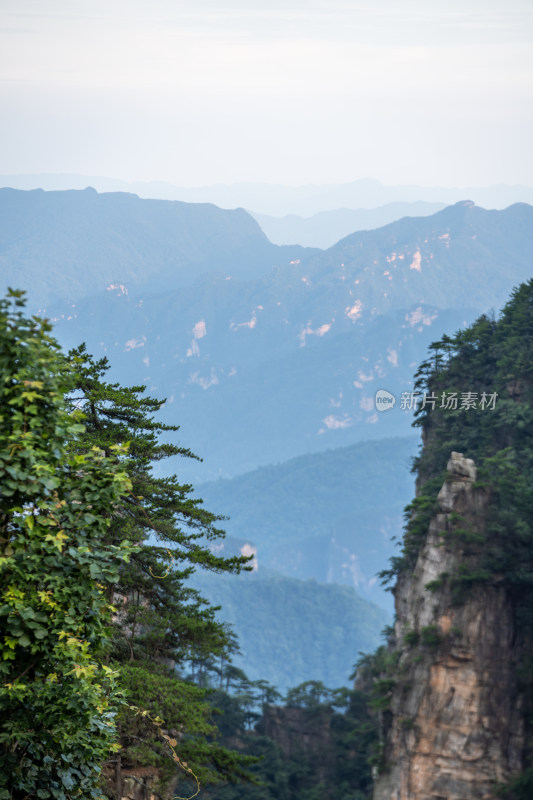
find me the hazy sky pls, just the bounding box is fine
[1,0,532,187]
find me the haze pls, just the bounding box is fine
[1,0,532,188]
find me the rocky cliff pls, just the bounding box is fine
[373,452,525,800]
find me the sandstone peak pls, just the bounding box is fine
[374,451,524,800]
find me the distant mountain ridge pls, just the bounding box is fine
[2,174,533,215]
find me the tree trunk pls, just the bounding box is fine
[115,722,122,799]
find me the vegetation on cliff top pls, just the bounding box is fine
[382,279,533,587]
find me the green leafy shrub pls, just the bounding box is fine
[0,291,133,798]
[403,630,420,646]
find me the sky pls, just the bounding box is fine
[1,0,532,188]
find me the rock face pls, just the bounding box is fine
[120,768,159,800]
[373,452,525,800]
[102,765,161,800]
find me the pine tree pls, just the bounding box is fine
[66,344,254,796]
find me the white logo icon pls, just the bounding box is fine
[375,389,396,412]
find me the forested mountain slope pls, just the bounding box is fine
[188,569,388,693]
[198,436,417,610]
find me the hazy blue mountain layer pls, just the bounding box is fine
[251,201,445,248]
[34,196,533,481]
[50,288,469,481]
[0,187,314,307]
[198,436,418,611]
[2,190,533,480]
[189,568,389,693]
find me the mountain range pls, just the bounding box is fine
[24,194,533,482]
[2,174,533,215]
[3,189,533,481]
